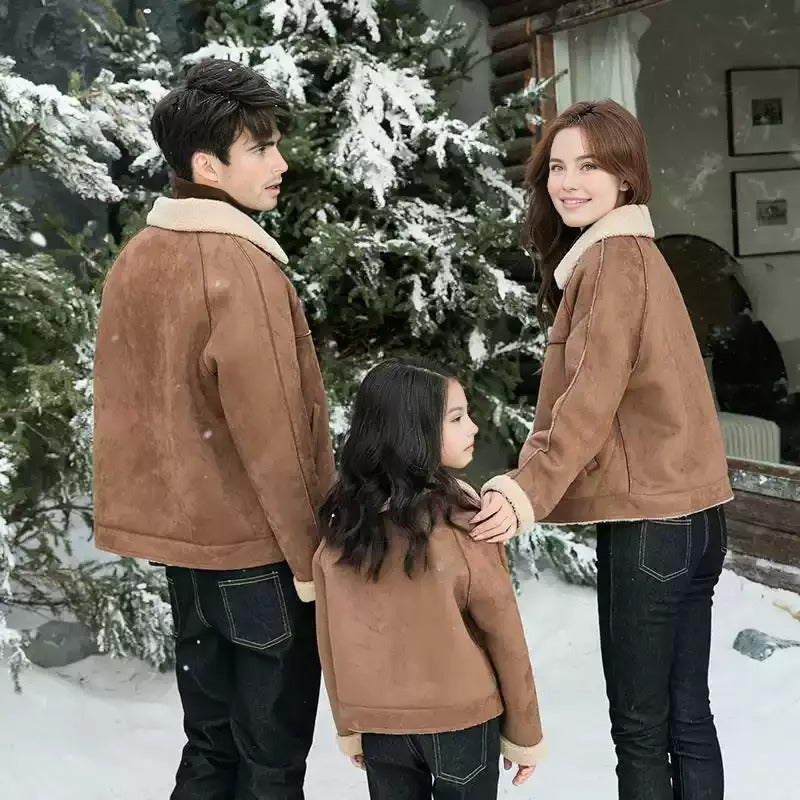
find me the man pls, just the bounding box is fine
[93,59,335,799]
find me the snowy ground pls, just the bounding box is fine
[2,568,799,800]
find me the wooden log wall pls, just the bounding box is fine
[725,459,800,592]
[481,1,558,186]
[482,0,670,184]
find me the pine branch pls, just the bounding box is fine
[0,123,39,174]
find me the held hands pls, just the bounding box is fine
[470,491,518,543]
[350,754,365,770]
[504,758,536,786]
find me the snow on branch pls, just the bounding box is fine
[425,116,498,169]
[86,70,168,175]
[0,57,122,201]
[332,53,436,204]
[263,0,380,42]
[183,42,309,103]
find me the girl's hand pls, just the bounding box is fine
[471,491,517,542]
[350,754,366,770]
[504,757,536,785]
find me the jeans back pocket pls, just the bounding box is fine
[218,572,291,650]
[432,721,488,785]
[638,518,692,582]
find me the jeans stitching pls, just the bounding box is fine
[638,520,691,582]
[703,511,710,556]
[166,576,180,639]
[404,735,423,763]
[189,569,211,628]
[219,573,292,649]
[433,722,488,785]
[718,506,727,554]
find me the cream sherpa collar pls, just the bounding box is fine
[554,204,654,289]
[146,197,288,265]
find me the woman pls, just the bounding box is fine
[472,100,731,800]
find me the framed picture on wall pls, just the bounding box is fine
[727,67,800,155]
[732,168,800,256]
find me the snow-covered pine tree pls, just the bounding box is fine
[0,6,174,685]
[183,0,545,446]
[0,53,120,687]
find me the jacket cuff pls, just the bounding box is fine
[500,735,545,767]
[336,732,363,757]
[293,577,315,603]
[481,475,536,532]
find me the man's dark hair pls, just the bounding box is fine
[151,59,291,180]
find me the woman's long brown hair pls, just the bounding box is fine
[522,100,653,330]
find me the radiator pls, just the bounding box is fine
[718,411,781,464]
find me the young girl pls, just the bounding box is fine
[313,358,544,800]
[473,101,731,800]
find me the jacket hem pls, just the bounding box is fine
[500,735,545,767]
[340,694,503,736]
[94,523,286,570]
[294,578,315,603]
[481,475,536,531]
[536,481,734,526]
[336,733,363,757]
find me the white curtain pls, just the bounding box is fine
[553,11,651,115]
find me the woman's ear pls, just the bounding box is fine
[620,181,630,192]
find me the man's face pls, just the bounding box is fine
[193,127,288,212]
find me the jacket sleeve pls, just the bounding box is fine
[313,548,362,758]
[463,538,544,766]
[201,239,320,599]
[483,237,647,524]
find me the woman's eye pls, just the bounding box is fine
[581,163,596,171]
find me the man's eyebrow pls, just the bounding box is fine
[248,136,281,149]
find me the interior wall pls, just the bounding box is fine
[637,0,800,390]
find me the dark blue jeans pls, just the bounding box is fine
[362,717,501,800]
[165,560,320,800]
[596,506,727,800]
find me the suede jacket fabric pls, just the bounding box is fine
[483,204,733,526]
[92,185,335,600]
[313,500,544,766]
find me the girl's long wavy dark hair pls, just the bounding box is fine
[523,99,653,330]
[320,358,478,581]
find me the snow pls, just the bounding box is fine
[263,0,380,42]
[4,568,794,799]
[468,328,488,366]
[0,57,123,202]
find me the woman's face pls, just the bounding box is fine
[547,127,628,228]
[440,380,479,470]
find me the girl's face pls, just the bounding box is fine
[547,127,628,228]
[441,380,479,470]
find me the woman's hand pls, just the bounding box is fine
[470,491,517,542]
[504,757,536,785]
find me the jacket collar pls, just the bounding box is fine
[171,175,253,216]
[554,204,654,289]
[146,186,289,265]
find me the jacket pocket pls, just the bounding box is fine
[432,721,488,785]
[638,518,691,582]
[218,572,292,650]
